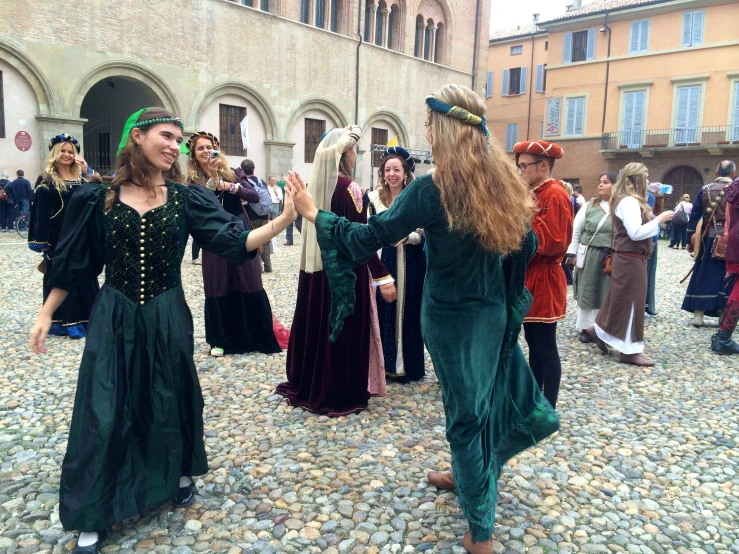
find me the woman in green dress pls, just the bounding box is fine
[285,85,560,554]
[28,108,297,554]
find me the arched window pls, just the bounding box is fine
[365,2,372,39]
[424,19,433,60]
[260,0,270,11]
[330,0,339,32]
[315,0,326,28]
[414,14,424,57]
[434,22,445,63]
[375,2,385,46]
[389,4,401,51]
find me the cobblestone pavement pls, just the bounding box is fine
[0,230,737,554]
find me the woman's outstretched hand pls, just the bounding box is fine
[286,171,319,223]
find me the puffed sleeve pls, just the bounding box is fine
[185,185,256,265]
[316,175,439,341]
[27,184,51,252]
[47,184,105,294]
[531,189,573,257]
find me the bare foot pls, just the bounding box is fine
[427,471,455,490]
[463,530,493,554]
[585,326,608,353]
[619,353,655,366]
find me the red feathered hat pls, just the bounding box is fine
[513,140,564,161]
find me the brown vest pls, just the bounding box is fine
[612,199,653,258]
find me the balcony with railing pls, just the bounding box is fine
[601,126,739,155]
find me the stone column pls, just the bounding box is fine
[264,140,296,179]
[422,22,428,59]
[429,24,436,62]
[369,2,378,43]
[382,8,391,48]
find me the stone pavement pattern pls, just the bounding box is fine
[0,231,737,554]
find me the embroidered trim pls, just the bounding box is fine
[523,314,567,323]
[347,181,363,213]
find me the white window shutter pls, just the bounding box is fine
[586,29,596,60]
[676,86,689,140]
[486,71,493,98]
[633,91,645,145]
[574,98,585,136]
[502,69,509,96]
[691,10,704,46]
[511,124,518,149]
[687,86,700,142]
[640,20,650,52]
[563,33,572,63]
[630,21,640,54]
[733,82,739,141]
[566,98,577,135]
[681,12,693,47]
[536,64,544,92]
[623,92,635,134]
[520,66,528,95]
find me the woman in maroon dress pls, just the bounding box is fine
[276,126,395,416]
[186,132,281,357]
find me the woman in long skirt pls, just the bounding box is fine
[29,108,297,553]
[286,85,559,554]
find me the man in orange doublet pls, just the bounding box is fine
[514,140,573,409]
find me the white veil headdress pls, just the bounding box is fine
[300,125,362,273]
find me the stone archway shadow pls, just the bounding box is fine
[361,109,411,147]
[0,39,59,116]
[284,98,350,140]
[67,61,182,118]
[189,81,278,142]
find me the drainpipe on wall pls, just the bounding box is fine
[526,14,539,140]
[601,11,611,133]
[355,0,364,124]
[471,0,481,90]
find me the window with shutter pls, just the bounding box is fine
[219,104,247,156]
[519,66,528,95]
[586,29,596,60]
[510,45,523,55]
[622,90,646,148]
[630,20,650,54]
[371,128,388,166]
[536,64,544,93]
[682,11,704,47]
[566,97,585,136]
[505,123,518,152]
[486,71,493,98]
[570,30,589,62]
[503,68,522,95]
[563,33,572,63]
[675,85,701,143]
[733,82,739,141]
[502,69,509,96]
[305,118,326,163]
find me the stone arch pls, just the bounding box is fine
[284,98,349,139]
[662,164,704,205]
[190,81,277,141]
[68,61,181,117]
[0,39,58,115]
[361,109,410,147]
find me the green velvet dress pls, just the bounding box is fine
[47,182,254,532]
[315,174,560,541]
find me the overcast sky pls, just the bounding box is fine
[489,0,591,33]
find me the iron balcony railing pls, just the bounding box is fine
[601,126,739,151]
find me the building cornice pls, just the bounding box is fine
[489,31,548,45]
[670,74,710,83]
[617,80,654,88]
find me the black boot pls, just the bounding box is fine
[711,330,739,355]
[174,480,196,507]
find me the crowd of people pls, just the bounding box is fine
[19,83,738,554]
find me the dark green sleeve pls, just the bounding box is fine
[315,175,439,342]
[185,185,256,265]
[47,184,105,294]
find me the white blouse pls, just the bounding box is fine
[615,196,660,242]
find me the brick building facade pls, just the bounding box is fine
[0,0,489,186]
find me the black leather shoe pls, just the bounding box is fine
[174,481,196,507]
[72,531,107,553]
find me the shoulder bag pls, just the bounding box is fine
[673,203,689,226]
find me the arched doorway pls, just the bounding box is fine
[80,77,165,174]
[662,165,703,206]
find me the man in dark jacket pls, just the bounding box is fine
[10,170,32,230]
[0,170,13,231]
[238,159,272,272]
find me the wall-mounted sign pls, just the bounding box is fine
[545,97,562,137]
[15,131,32,152]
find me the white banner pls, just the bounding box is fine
[240,115,249,150]
[545,97,562,137]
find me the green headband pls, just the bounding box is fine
[116,108,188,156]
[425,95,489,137]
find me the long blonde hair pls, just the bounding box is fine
[186,136,236,185]
[611,162,652,220]
[43,142,82,192]
[427,84,535,255]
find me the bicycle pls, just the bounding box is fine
[16,213,28,238]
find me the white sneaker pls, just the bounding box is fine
[691,311,705,327]
[210,346,224,357]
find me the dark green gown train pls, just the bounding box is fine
[314,174,561,541]
[47,182,254,531]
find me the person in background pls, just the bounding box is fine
[586,163,673,366]
[682,161,735,326]
[241,160,273,272]
[10,170,33,230]
[268,175,283,221]
[560,181,575,286]
[645,186,665,316]
[514,140,573,410]
[0,171,13,232]
[565,172,615,343]
[711,176,738,354]
[573,184,586,213]
[669,194,693,249]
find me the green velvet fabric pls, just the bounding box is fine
[314,174,560,541]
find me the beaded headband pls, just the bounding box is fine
[186,132,220,158]
[425,95,489,137]
[117,107,187,156]
[48,133,81,153]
